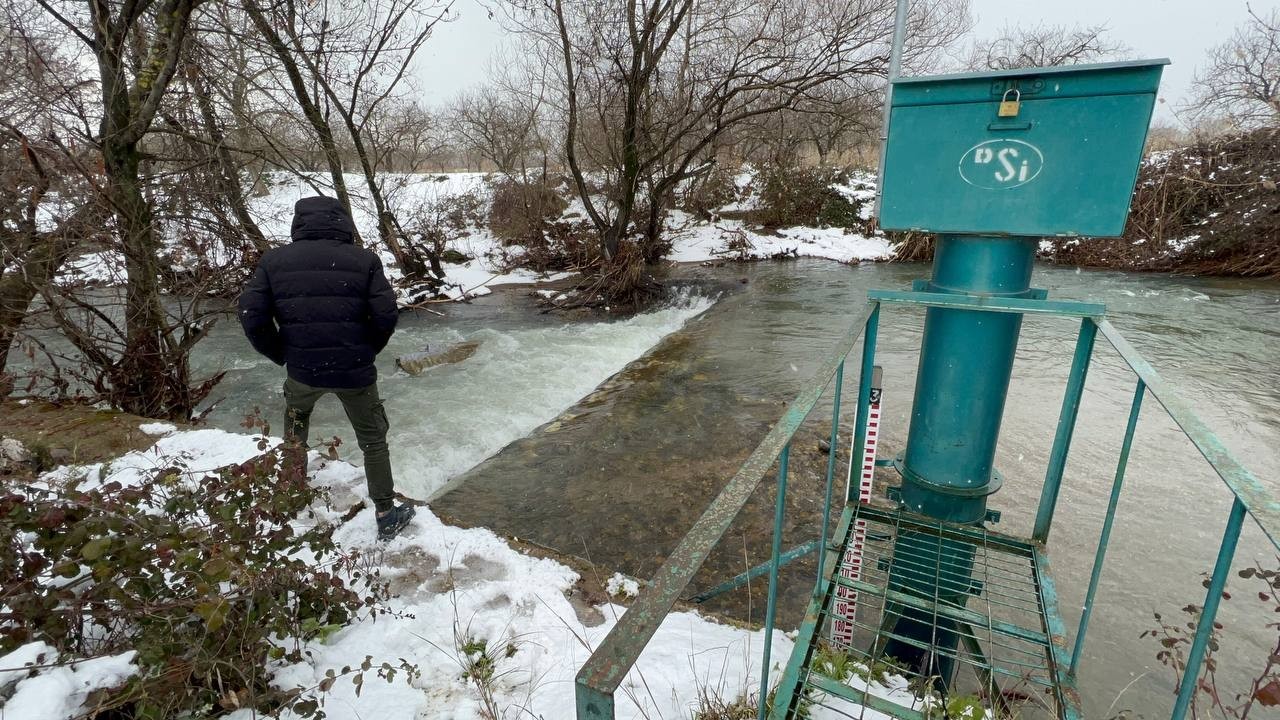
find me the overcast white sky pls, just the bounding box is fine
[412,0,1279,125]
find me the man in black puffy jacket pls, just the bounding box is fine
[238,195,415,541]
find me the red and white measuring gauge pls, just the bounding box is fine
[830,367,882,648]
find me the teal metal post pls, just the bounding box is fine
[1035,318,1099,543]
[817,362,846,588]
[1070,379,1144,675]
[1171,498,1246,720]
[849,306,880,502]
[758,443,791,720]
[885,235,1037,684]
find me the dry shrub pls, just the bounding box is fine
[563,240,662,310]
[679,166,740,220]
[1046,127,1280,277]
[487,178,568,246]
[400,188,487,277]
[502,218,594,274]
[887,231,936,263]
[0,418,409,719]
[749,167,864,229]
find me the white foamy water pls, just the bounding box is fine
[198,294,714,497]
[382,298,713,496]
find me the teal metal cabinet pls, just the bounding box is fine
[880,59,1168,238]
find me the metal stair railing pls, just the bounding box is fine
[573,291,1280,720]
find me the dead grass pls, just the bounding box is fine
[0,397,167,469]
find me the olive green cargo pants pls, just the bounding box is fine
[283,377,396,513]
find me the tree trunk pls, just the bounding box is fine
[102,138,175,418]
[338,110,432,277]
[190,65,271,254]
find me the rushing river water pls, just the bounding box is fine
[185,259,1280,717]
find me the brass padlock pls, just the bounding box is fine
[998,88,1021,118]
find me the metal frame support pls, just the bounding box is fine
[849,306,880,503]
[690,541,821,605]
[1071,379,1145,675]
[1034,318,1098,543]
[758,443,792,720]
[573,305,877,719]
[817,362,846,587]
[1171,498,1247,720]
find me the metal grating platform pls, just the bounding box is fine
[773,503,1081,720]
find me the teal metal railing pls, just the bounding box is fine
[573,303,877,720]
[573,292,1280,720]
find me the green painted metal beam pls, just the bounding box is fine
[769,506,857,720]
[854,504,1036,556]
[816,361,846,590]
[758,444,792,720]
[1034,318,1099,543]
[575,679,613,720]
[848,307,880,502]
[1033,547,1084,720]
[688,540,821,605]
[574,304,878,716]
[867,289,1105,318]
[1171,498,1246,719]
[832,575,1049,647]
[1093,319,1280,550]
[806,672,931,720]
[863,616,1059,689]
[1072,379,1145,675]
[957,622,1016,717]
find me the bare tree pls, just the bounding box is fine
[966,23,1128,70]
[242,0,454,278]
[450,86,541,176]
[366,98,449,172]
[511,0,969,263]
[449,53,551,180]
[241,0,363,235]
[1186,6,1280,129]
[0,21,105,390]
[26,0,226,418]
[735,78,882,168]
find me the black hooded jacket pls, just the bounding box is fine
[238,196,398,388]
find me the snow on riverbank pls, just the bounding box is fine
[7,428,793,720]
[666,210,892,264]
[665,167,890,264]
[251,172,574,302]
[52,170,893,298]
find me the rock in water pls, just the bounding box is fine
[395,341,481,376]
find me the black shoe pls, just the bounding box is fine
[376,503,416,541]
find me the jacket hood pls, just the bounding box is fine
[291,196,356,243]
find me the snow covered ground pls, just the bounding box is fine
[665,210,892,265]
[665,168,891,264]
[51,170,893,297]
[249,172,575,303]
[4,427,793,720]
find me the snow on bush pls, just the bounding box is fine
[606,572,640,599]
